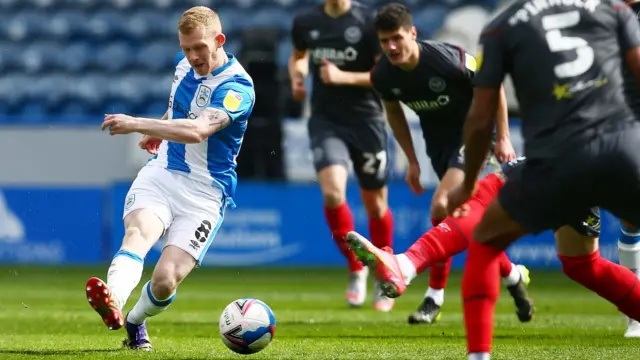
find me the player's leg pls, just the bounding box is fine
[462,198,526,360]
[556,221,640,328]
[86,167,171,331]
[350,126,394,311]
[617,219,640,337]
[125,181,226,350]
[348,172,532,322]
[125,245,196,350]
[309,121,366,307]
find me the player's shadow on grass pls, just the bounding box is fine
[0,349,121,356]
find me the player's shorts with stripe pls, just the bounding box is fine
[123,165,227,266]
[428,137,499,181]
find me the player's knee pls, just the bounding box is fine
[430,199,448,223]
[360,188,387,218]
[321,188,345,207]
[150,269,179,300]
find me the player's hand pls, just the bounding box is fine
[406,162,425,195]
[319,58,346,85]
[494,137,516,163]
[101,114,139,135]
[291,75,307,101]
[451,204,471,218]
[138,135,162,155]
[446,182,476,215]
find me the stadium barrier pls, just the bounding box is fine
[0,181,622,268]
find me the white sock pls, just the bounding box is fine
[468,352,490,360]
[619,225,640,279]
[127,280,176,325]
[425,287,444,306]
[502,263,521,287]
[106,249,144,310]
[397,253,417,284]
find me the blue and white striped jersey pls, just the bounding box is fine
[146,52,255,208]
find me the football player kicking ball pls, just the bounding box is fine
[369,3,518,323]
[85,7,255,351]
[346,157,534,324]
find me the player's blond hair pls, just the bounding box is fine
[178,6,221,34]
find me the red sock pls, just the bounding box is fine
[405,200,485,274]
[462,241,502,354]
[498,252,513,278]
[429,258,452,289]
[560,250,640,321]
[369,208,393,249]
[324,203,363,272]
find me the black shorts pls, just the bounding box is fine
[498,125,640,235]
[308,116,389,190]
[500,157,601,237]
[428,140,497,180]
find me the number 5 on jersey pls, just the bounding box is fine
[542,11,594,79]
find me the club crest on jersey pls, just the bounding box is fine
[429,77,446,92]
[196,84,213,107]
[344,26,362,44]
[223,89,243,112]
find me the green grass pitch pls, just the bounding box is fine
[0,266,638,359]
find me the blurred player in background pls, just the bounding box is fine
[347,157,536,324]
[618,0,640,338]
[446,0,640,358]
[369,3,523,324]
[289,0,395,311]
[85,7,255,350]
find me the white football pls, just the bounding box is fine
[219,298,276,355]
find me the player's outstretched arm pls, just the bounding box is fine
[106,108,231,144]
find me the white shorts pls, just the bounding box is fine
[123,165,226,266]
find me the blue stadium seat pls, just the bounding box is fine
[145,72,173,101]
[141,100,169,117]
[22,42,61,74]
[127,10,166,41]
[0,0,22,11]
[413,5,450,39]
[140,0,175,10]
[26,0,55,10]
[0,42,20,72]
[266,0,301,10]
[95,42,134,73]
[276,40,292,68]
[218,9,246,35]
[64,0,102,10]
[105,0,137,11]
[107,74,146,107]
[59,43,94,73]
[177,0,218,10]
[3,11,45,42]
[250,7,292,30]
[0,75,27,112]
[137,42,177,73]
[30,75,69,110]
[58,101,93,118]
[49,10,89,41]
[87,11,128,41]
[102,99,137,116]
[69,74,109,110]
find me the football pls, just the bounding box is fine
[219,298,276,355]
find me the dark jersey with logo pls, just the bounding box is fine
[371,40,476,155]
[291,1,383,124]
[475,0,640,159]
[623,0,640,118]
